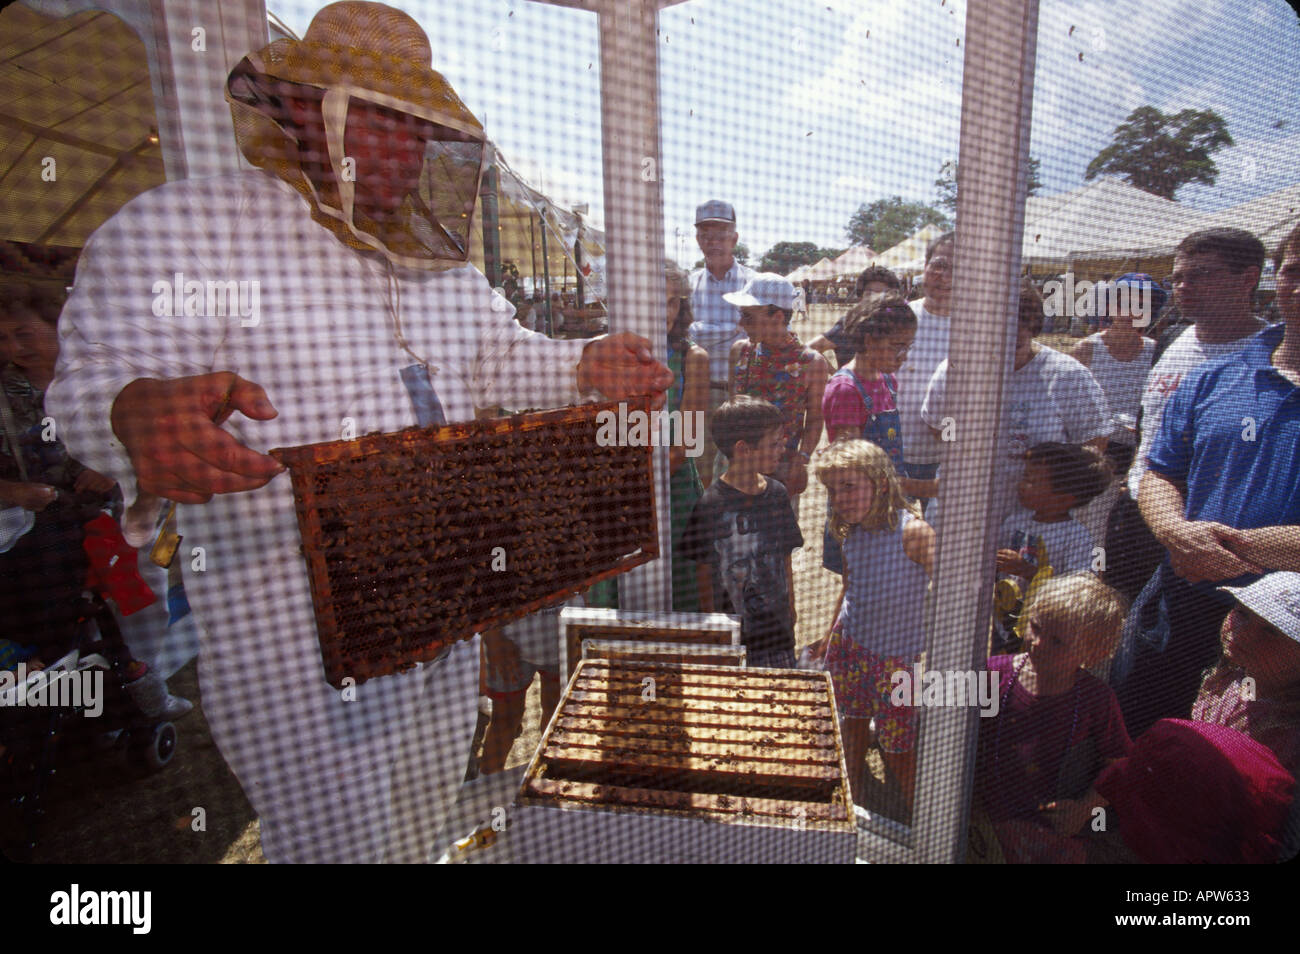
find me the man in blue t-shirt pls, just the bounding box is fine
[1126,223,1300,735]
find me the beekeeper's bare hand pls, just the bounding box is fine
[577,332,675,410]
[111,372,283,504]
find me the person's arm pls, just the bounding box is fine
[46,187,271,506]
[996,549,1037,580]
[1059,355,1110,455]
[804,579,845,663]
[109,373,283,504]
[697,564,715,613]
[799,352,829,460]
[900,475,939,499]
[808,334,835,356]
[1138,470,1263,582]
[903,514,936,577]
[0,479,58,511]
[672,344,710,475]
[728,338,746,399]
[575,332,675,409]
[786,552,797,627]
[1216,525,1300,573]
[1071,337,1094,368]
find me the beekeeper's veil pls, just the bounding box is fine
[225,1,485,270]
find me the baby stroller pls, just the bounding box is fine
[0,589,180,862]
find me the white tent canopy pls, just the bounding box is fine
[1019,176,1207,267]
[1054,180,1300,268]
[873,222,947,274]
[830,244,877,278]
[802,256,838,281]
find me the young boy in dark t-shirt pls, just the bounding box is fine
[680,396,804,668]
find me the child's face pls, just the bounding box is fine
[823,470,877,527]
[858,328,914,374]
[1022,611,1089,678]
[751,427,785,474]
[738,305,783,341]
[1017,460,1072,514]
[1220,605,1300,686]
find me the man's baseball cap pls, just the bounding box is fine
[1113,272,1168,315]
[724,274,795,312]
[1218,571,1300,642]
[695,200,737,226]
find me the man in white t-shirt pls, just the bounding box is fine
[1104,228,1268,603]
[895,232,954,497]
[689,200,756,485]
[922,281,1108,525]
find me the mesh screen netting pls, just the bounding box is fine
[0,0,1298,868]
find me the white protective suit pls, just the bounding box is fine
[47,170,590,862]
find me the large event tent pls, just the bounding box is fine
[829,244,877,278]
[873,222,948,275]
[1018,176,1206,278]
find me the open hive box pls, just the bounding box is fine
[513,659,856,863]
[271,399,656,688]
[558,607,742,683]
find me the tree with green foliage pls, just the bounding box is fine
[1085,105,1233,200]
[934,156,1041,213]
[758,241,846,275]
[846,197,950,251]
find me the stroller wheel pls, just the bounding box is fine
[129,722,177,773]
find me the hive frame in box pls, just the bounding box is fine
[557,607,742,685]
[581,639,747,669]
[270,398,657,688]
[513,659,856,863]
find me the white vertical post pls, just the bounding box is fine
[910,0,1041,863]
[592,0,672,611]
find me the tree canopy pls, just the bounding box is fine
[758,241,846,274]
[934,156,1041,213]
[845,197,950,250]
[1084,105,1233,200]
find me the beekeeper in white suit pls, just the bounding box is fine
[47,1,670,863]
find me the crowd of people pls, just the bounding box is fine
[1,0,1296,865]
[660,198,1300,863]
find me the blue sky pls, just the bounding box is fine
[275,0,1300,262]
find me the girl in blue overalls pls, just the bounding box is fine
[820,293,926,574]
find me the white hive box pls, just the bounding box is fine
[512,659,856,863]
[557,607,742,684]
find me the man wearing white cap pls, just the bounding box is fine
[46,1,670,863]
[689,200,755,485]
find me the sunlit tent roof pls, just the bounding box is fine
[1019,176,1207,267]
[0,6,166,249]
[873,222,947,273]
[786,263,810,281]
[830,244,877,278]
[1050,181,1300,277]
[803,256,838,281]
[1205,182,1300,250]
